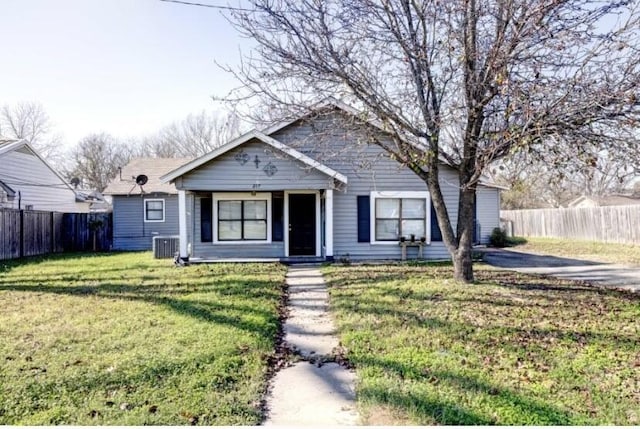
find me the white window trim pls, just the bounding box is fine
[144,198,165,223]
[212,192,272,244]
[370,191,431,245]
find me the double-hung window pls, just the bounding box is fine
[371,192,429,243]
[144,199,165,222]
[214,193,271,242]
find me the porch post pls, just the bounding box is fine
[178,189,189,262]
[325,188,334,260]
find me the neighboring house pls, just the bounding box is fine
[75,190,112,213]
[106,102,503,261]
[102,158,192,250]
[568,195,640,208]
[0,139,90,212]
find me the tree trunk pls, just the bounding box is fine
[453,187,477,283]
[453,246,474,282]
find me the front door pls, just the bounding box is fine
[288,194,316,256]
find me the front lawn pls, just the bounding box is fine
[514,237,640,266]
[325,263,640,425]
[0,253,287,425]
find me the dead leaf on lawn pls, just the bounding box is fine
[148,405,158,413]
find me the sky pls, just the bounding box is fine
[0,0,250,146]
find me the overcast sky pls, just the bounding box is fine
[0,0,248,146]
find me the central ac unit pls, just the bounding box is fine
[153,236,180,259]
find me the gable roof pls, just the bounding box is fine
[103,157,193,195]
[0,139,77,195]
[159,100,504,191]
[160,130,348,185]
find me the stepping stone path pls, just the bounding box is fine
[264,266,359,426]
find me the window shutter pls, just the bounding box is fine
[272,192,284,242]
[357,195,370,242]
[430,200,443,242]
[201,197,212,242]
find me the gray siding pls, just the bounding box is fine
[170,109,500,261]
[178,140,334,191]
[272,115,458,260]
[191,193,284,258]
[0,147,87,212]
[476,186,500,244]
[112,194,188,251]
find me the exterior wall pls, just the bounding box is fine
[178,140,334,192]
[191,192,285,258]
[476,185,500,244]
[271,113,457,260]
[112,193,192,251]
[173,109,501,261]
[0,146,86,212]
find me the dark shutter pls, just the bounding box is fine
[430,200,443,242]
[357,195,370,242]
[272,192,284,242]
[200,197,212,242]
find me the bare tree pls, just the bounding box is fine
[221,0,640,281]
[140,110,241,157]
[66,133,132,192]
[494,146,639,209]
[0,101,63,163]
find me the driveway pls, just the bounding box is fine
[482,248,640,293]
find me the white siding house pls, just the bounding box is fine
[0,139,88,212]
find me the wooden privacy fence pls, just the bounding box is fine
[0,209,112,260]
[501,205,640,245]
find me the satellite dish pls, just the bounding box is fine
[70,177,80,188]
[135,174,148,186]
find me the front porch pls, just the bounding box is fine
[177,188,337,263]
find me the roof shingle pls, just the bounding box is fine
[103,158,193,195]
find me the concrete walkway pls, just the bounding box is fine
[483,248,640,293]
[264,266,359,426]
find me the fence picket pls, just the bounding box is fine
[501,205,640,245]
[0,209,112,260]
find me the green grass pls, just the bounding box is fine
[324,263,640,425]
[0,252,287,425]
[515,237,640,266]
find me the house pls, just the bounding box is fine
[0,139,90,212]
[75,190,112,213]
[106,103,502,261]
[102,157,192,250]
[567,195,640,208]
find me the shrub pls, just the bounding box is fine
[490,227,508,247]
